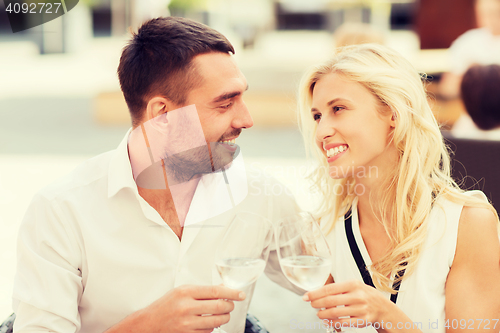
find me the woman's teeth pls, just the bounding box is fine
[221,139,236,144]
[326,145,348,158]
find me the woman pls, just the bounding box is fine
[297,44,500,332]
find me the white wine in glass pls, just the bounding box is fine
[213,211,274,333]
[216,258,266,290]
[276,212,335,333]
[280,255,332,291]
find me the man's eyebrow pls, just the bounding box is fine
[212,85,249,103]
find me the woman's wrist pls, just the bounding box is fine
[375,299,422,333]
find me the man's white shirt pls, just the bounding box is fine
[13,130,299,333]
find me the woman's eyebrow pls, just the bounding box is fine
[311,97,351,112]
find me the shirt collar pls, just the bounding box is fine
[108,128,137,198]
[182,151,248,227]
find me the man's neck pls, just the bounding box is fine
[167,176,201,226]
[128,125,203,239]
[138,176,200,240]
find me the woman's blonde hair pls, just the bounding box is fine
[298,43,499,293]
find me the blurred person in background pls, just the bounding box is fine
[12,17,298,333]
[452,64,500,140]
[333,22,385,48]
[298,43,500,332]
[132,0,171,27]
[439,0,500,99]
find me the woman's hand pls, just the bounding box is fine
[303,280,393,329]
[303,280,422,332]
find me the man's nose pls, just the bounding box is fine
[233,100,254,129]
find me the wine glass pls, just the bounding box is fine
[276,212,335,333]
[213,211,274,333]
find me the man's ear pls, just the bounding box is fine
[145,96,177,120]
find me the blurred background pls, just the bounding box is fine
[0,0,490,332]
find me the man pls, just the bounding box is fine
[13,17,298,333]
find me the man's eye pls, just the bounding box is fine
[220,102,233,109]
[313,113,321,121]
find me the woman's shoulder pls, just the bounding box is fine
[428,190,494,243]
[450,190,499,263]
[424,191,499,268]
[451,198,500,274]
[458,204,499,240]
[436,190,490,213]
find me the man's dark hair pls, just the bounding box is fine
[460,64,500,130]
[117,17,235,126]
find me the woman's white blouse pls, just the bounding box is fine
[322,191,488,333]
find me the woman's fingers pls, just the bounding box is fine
[304,280,366,302]
[309,294,352,309]
[317,305,364,320]
[305,280,384,325]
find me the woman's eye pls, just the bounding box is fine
[313,113,321,121]
[333,106,344,113]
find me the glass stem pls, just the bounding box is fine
[325,325,337,333]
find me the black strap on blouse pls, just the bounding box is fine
[344,211,406,304]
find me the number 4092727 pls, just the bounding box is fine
[444,319,499,330]
[6,2,62,14]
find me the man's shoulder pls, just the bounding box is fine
[38,150,115,201]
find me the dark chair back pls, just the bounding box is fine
[0,313,14,333]
[444,134,500,209]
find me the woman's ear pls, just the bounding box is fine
[380,104,396,128]
[390,111,397,128]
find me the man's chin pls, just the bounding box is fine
[215,159,234,171]
[211,152,236,171]
[210,142,239,170]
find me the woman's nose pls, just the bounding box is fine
[315,117,336,143]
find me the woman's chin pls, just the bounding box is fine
[328,173,345,180]
[328,164,354,179]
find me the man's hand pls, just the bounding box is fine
[105,285,246,333]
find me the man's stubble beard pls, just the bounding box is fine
[162,143,236,184]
